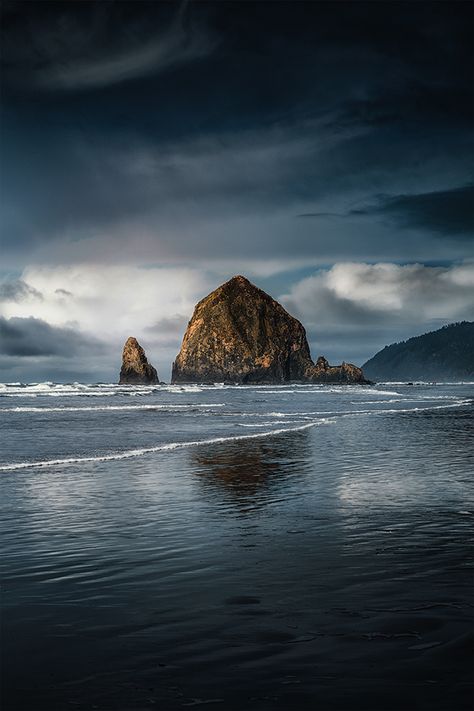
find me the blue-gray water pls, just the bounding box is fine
[1,382,473,710]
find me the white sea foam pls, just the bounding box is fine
[247,387,403,397]
[0,382,165,397]
[2,404,225,413]
[0,381,391,397]
[355,389,402,397]
[352,395,462,404]
[160,385,204,393]
[1,380,472,396]
[238,401,469,423]
[238,419,309,427]
[235,411,326,418]
[340,401,469,418]
[0,420,333,472]
[375,381,474,386]
[0,380,378,396]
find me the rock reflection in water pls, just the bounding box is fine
[191,431,312,512]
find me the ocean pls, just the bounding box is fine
[1,381,473,710]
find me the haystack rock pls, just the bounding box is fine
[119,337,159,385]
[171,275,369,384]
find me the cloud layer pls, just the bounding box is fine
[0,265,211,380]
[1,262,472,381]
[281,262,474,364]
[0,2,472,380]
[2,2,472,271]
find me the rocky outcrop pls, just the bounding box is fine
[119,337,159,384]
[305,356,367,384]
[172,276,369,384]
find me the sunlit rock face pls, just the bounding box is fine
[172,276,312,384]
[119,337,159,384]
[171,276,369,384]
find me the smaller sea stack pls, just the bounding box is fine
[119,337,159,384]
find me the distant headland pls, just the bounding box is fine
[363,321,474,381]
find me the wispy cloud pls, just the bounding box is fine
[3,2,216,92]
[36,23,216,90]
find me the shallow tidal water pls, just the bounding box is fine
[1,381,473,710]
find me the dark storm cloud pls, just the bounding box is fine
[0,279,43,302]
[2,119,472,265]
[0,316,104,357]
[0,1,472,268]
[299,185,474,240]
[374,185,474,237]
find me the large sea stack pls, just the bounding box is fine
[119,337,159,384]
[172,276,369,384]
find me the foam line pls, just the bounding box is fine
[340,401,470,417]
[1,400,469,472]
[0,420,332,471]
[2,404,225,413]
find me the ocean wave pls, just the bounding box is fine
[1,397,469,472]
[235,401,470,422]
[375,381,474,386]
[2,380,473,395]
[351,389,402,397]
[0,381,184,398]
[0,420,334,472]
[159,385,204,393]
[0,382,174,397]
[235,411,325,418]
[2,404,225,413]
[340,401,470,418]
[246,387,403,397]
[0,381,397,397]
[352,395,463,404]
[238,419,309,427]
[3,399,469,417]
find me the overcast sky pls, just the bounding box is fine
[1,0,473,382]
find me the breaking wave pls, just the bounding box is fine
[2,404,225,413]
[0,381,400,398]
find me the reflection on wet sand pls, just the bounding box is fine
[3,390,473,711]
[191,431,312,511]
